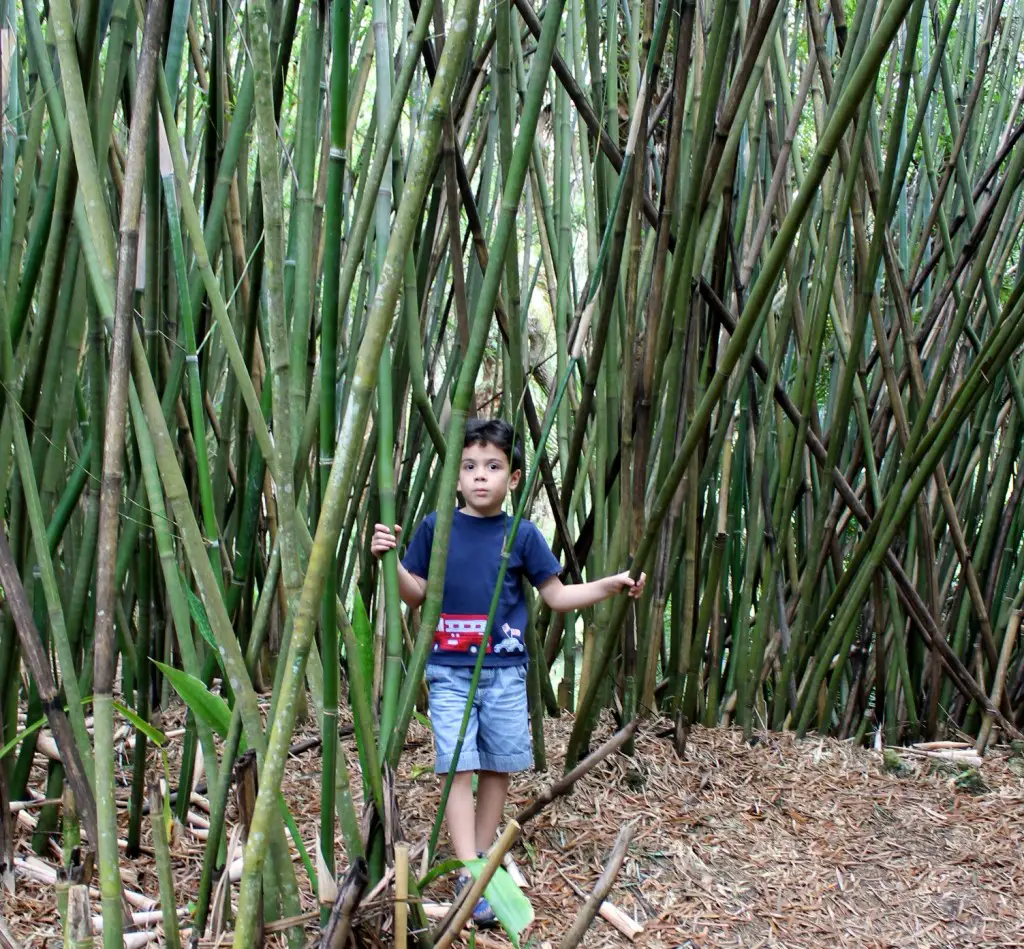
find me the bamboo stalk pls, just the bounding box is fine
[230,0,480,937]
[92,3,169,941]
[976,611,1021,753]
[433,821,520,949]
[148,782,181,949]
[394,842,409,949]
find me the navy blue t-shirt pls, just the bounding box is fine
[402,509,561,667]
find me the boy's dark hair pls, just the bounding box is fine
[464,418,523,471]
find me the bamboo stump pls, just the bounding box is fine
[65,884,93,949]
[320,857,368,949]
[394,843,409,949]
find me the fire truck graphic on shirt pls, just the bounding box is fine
[433,615,526,655]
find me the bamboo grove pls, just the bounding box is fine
[1,0,1024,939]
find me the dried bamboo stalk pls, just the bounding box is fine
[558,822,635,949]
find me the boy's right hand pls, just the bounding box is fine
[370,523,401,559]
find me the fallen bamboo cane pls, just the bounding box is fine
[14,857,158,912]
[557,823,640,948]
[503,852,528,888]
[433,821,521,949]
[554,869,644,941]
[516,719,639,825]
[8,797,63,812]
[899,748,983,767]
[91,908,188,930]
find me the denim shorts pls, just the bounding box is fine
[425,664,533,774]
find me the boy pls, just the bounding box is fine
[371,418,645,923]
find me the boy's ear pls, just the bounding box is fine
[509,469,522,490]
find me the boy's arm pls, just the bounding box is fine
[396,564,428,608]
[537,571,645,613]
[371,523,428,607]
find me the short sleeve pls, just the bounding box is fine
[401,515,435,579]
[520,521,562,587]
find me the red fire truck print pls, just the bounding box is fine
[433,615,491,654]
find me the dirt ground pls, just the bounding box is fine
[4,703,1024,948]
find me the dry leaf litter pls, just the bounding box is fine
[3,701,1023,948]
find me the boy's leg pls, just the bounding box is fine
[426,666,483,861]
[445,771,480,862]
[476,665,533,849]
[475,771,509,851]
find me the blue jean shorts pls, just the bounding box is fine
[425,663,533,774]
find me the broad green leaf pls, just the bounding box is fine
[154,661,237,745]
[113,700,168,747]
[462,861,533,948]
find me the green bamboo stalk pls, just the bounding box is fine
[371,0,403,755]
[91,2,169,941]
[317,0,351,915]
[229,0,480,938]
[390,0,568,773]
[566,0,919,766]
[149,781,182,949]
[288,10,325,443]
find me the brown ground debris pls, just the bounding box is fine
[3,704,1023,948]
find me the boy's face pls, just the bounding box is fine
[458,441,521,516]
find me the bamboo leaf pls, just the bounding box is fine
[462,861,533,947]
[417,858,464,889]
[182,574,220,660]
[154,661,237,744]
[112,700,168,747]
[0,716,45,760]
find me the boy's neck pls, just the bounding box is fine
[460,501,505,518]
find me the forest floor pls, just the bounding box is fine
[4,701,1024,948]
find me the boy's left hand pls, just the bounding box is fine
[607,571,647,599]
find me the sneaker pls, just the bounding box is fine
[455,872,498,927]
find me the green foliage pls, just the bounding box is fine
[463,860,535,948]
[155,662,234,742]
